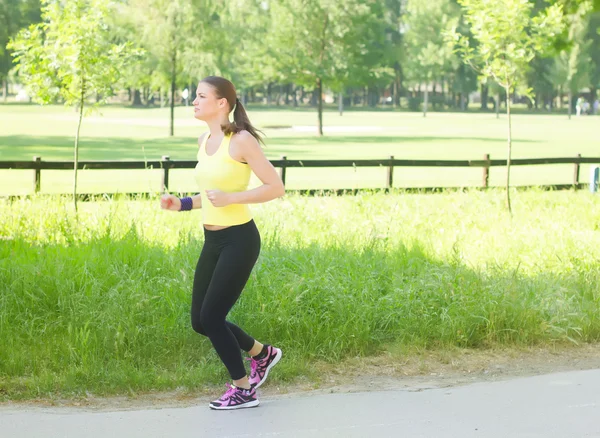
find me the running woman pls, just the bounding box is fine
[160,76,284,410]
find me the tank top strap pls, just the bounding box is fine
[199,132,209,154]
[216,133,233,157]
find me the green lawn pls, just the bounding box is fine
[1,104,599,195]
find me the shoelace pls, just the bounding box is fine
[246,357,259,375]
[221,383,238,401]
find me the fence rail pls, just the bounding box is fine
[1,154,599,194]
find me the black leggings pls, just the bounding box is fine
[190,219,260,380]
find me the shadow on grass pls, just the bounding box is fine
[0,134,539,161]
[266,135,540,145]
[0,135,311,160]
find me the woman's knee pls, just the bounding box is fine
[191,313,207,335]
[198,309,224,335]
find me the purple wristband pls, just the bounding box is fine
[179,197,193,211]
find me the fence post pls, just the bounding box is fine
[161,155,170,193]
[591,166,600,194]
[33,156,41,193]
[279,156,287,186]
[387,155,394,189]
[573,153,581,187]
[482,154,490,188]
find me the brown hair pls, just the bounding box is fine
[200,76,265,145]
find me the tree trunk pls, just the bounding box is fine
[393,63,401,108]
[481,83,489,110]
[275,84,282,105]
[317,77,324,136]
[2,79,7,102]
[132,89,142,106]
[558,86,562,110]
[293,85,298,107]
[371,87,379,107]
[285,84,291,105]
[338,91,343,116]
[441,77,446,110]
[74,80,86,213]
[505,88,512,215]
[423,85,429,118]
[568,90,572,120]
[267,83,272,106]
[496,93,500,119]
[160,87,164,108]
[170,49,177,137]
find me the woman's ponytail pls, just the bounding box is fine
[222,97,265,145]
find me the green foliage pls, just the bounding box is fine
[451,0,564,92]
[9,0,140,107]
[552,1,594,93]
[404,0,460,83]
[0,0,41,81]
[264,0,392,90]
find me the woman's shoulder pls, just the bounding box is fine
[230,130,260,150]
[231,130,255,142]
[197,132,208,148]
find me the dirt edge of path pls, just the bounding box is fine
[2,343,599,412]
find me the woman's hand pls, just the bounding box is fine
[205,190,232,207]
[160,194,181,211]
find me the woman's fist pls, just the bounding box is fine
[160,194,181,211]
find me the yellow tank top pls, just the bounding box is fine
[194,133,253,226]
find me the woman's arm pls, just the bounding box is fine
[190,194,202,209]
[160,193,202,211]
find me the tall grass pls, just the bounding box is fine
[1,189,599,399]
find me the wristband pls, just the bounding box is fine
[179,197,193,211]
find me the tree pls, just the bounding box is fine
[0,0,41,101]
[127,0,196,136]
[9,0,140,211]
[587,11,600,101]
[404,0,460,117]
[382,0,407,109]
[553,1,593,118]
[449,0,563,214]
[266,0,386,135]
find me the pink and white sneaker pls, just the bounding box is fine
[209,383,259,410]
[248,345,283,389]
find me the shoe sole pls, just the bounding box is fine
[254,348,282,389]
[209,399,260,410]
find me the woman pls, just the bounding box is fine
[160,76,284,410]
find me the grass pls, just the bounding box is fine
[1,104,599,195]
[1,189,599,400]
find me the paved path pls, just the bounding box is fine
[2,369,599,438]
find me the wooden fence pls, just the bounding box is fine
[1,154,599,194]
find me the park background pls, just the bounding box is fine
[0,0,600,401]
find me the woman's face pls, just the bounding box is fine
[193,82,228,121]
